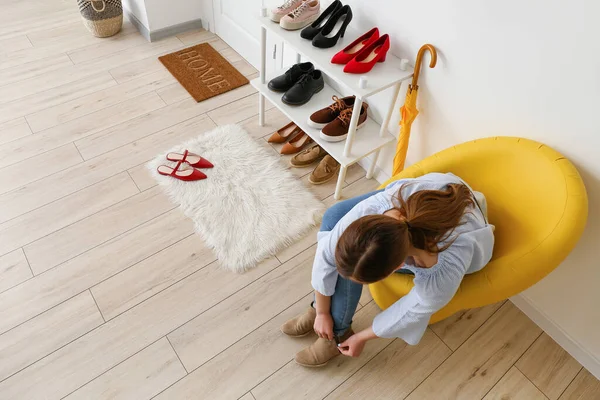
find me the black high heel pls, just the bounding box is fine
[300,0,342,41]
[311,4,353,49]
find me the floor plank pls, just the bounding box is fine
[0,53,72,87]
[0,72,117,125]
[67,32,150,64]
[483,367,548,400]
[0,291,103,381]
[207,93,276,125]
[25,70,174,133]
[325,329,451,400]
[240,107,292,139]
[516,333,583,400]
[0,143,83,196]
[75,92,244,160]
[23,186,175,274]
[91,234,216,320]
[0,91,164,171]
[0,35,32,53]
[63,338,186,400]
[0,172,139,257]
[0,257,280,400]
[168,246,316,371]
[0,209,193,335]
[252,302,391,400]
[405,302,543,400]
[0,249,31,293]
[155,294,318,400]
[430,301,506,351]
[0,118,31,146]
[558,369,600,400]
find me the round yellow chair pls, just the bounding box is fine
[369,137,588,323]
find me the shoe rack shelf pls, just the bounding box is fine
[254,12,414,199]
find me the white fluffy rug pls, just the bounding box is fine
[148,124,325,272]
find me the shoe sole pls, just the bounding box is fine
[319,119,366,142]
[280,329,313,338]
[308,167,340,185]
[295,359,330,368]
[306,118,329,129]
[279,14,318,30]
[281,84,324,106]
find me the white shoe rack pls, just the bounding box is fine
[252,10,414,200]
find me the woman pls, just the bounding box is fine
[281,172,495,367]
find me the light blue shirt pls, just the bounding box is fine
[311,173,495,345]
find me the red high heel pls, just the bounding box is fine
[166,149,213,169]
[343,34,390,74]
[331,27,379,65]
[157,160,207,181]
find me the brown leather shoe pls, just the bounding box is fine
[295,329,354,367]
[268,122,301,143]
[281,306,316,337]
[281,131,313,154]
[308,155,340,185]
[307,95,355,129]
[289,145,328,167]
[320,102,369,142]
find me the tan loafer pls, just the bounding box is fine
[289,145,328,168]
[281,131,313,155]
[295,329,354,368]
[268,122,301,143]
[281,306,316,337]
[308,155,340,184]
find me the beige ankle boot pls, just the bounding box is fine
[281,306,316,337]
[295,329,354,367]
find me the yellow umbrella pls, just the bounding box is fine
[392,44,438,175]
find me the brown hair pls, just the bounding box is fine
[335,183,474,283]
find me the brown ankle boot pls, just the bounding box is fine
[281,306,316,337]
[295,329,354,368]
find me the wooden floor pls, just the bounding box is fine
[0,1,598,399]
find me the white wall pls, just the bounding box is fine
[343,0,600,375]
[123,0,207,32]
[121,0,149,28]
[144,0,204,31]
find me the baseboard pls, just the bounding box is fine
[149,19,203,42]
[123,8,150,42]
[510,294,600,379]
[123,8,203,42]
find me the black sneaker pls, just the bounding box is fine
[282,70,324,106]
[268,62,314,92]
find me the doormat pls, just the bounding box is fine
[148,124,325,272]
[159,43,249,102]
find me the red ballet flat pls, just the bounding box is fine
[157,160,207,181]
[331,27,379,65]
[166,149,214,169]
[343,34,390,74]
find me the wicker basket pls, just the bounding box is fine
[77,0,123,38]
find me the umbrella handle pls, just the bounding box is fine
[411,44,437,89]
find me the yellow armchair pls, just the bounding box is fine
[369,137,588,323]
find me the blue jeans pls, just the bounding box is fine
[318,190,383,337]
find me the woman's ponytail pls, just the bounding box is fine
[396,183,474,253]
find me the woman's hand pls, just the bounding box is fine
[338,327,377,357]
[337,333,366,357]
[314,312,334,340]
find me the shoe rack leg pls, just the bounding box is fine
[366,150,380,179]
[259,26,267,127]
[379,82,402,137]
[296,52,301,64]
[343,98,363,158]
[334,165,347,200]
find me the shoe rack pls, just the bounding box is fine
[251,10,414,200]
